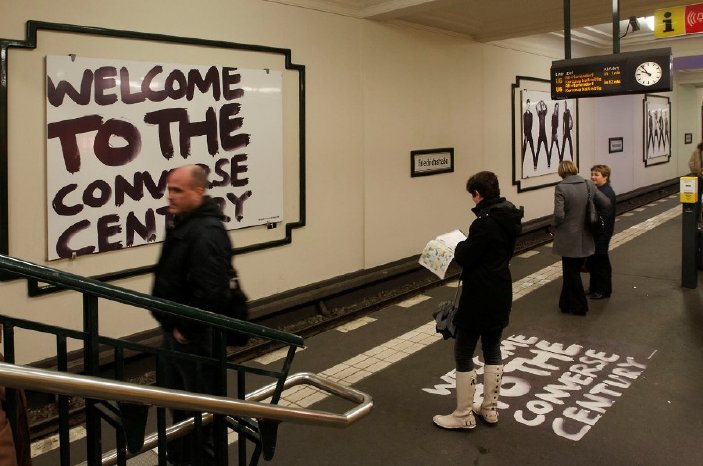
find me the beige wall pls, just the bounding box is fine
[1,1,701,362]
[360,23,484,267]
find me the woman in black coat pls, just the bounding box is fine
[585,164,617,299]
[433,171,523,431]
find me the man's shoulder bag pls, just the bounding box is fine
[224,271,251,346]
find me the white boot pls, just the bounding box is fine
[433,370,476,429]
[473,364,503,424]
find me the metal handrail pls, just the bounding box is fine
[100,372,373,465]
[0,254,303,346]
[0,253,313,465]
[0,363,371,426]
[1,361,373,464]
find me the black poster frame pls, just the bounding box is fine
[0,21,306,287]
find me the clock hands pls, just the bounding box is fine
[637,65,652,76]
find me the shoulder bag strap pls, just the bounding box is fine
[585,179,593,201]
[453,280,462,306]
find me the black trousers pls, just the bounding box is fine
[161,329,217,466]
[586,253,612,296]
[454,327,503,372]
[559,257,588,314]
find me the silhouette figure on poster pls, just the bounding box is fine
[535,100,549,167]
[653,110,661,152]
[548,102,560,168]
[646,110,655,154]
[664,112,670,150]
[657,110,664,151]
[522,98,536,168]
[560,101,574,160]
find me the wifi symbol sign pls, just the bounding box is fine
[685,5,703,33]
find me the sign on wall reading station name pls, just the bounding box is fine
[410,148,454,177]
[46,56,283,261]
[550,48,672,100]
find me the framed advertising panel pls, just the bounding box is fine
[512,76,578,192]
[643,94,671,166]
[0,21,306,285]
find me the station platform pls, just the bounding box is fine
[248,193,703,465]
[29,193,703,465]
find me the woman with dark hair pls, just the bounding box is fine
[552,161,609,315]
[433,171,523,430]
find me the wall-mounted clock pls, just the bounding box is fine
[635,61,663,86]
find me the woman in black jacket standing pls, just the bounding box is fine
[585,164,617,299]
[433,171,523,430]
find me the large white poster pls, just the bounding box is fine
[46,55,282,260]
[644,96,671,163]
[520,90,577,178]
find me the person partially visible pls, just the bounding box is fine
[688,141,703,220]
[586,165,617,300]
[0,326,32,466]
[433,171,523,430]
[552,161,609,316]
[151,164,234,466]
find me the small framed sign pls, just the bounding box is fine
[411,148,454,177]
[608,137,624,153]
[685,133,693,144]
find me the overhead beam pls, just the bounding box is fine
[361,0,448,19]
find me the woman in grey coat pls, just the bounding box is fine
[552,161,610,315]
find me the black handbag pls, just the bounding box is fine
[585,182,605,236]
[433,282,460,340]
[224,275,251,346]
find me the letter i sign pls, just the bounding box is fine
[653,7,685,38]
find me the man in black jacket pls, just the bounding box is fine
[152,164,232,466]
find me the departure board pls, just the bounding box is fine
[551,48,672,100]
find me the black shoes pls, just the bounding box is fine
[588,292,610,300]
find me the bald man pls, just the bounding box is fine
[151,164,233,466]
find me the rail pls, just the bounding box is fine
[0,363,373,465]
[0,254,303,346]
[0,253,306,465]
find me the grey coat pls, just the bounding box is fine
[552,175,610,258]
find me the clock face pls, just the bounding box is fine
[635,61,663,86]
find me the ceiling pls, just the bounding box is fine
[265,0,686,43]
[265,0,703,84]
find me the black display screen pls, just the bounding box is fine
[551,48,672,100]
